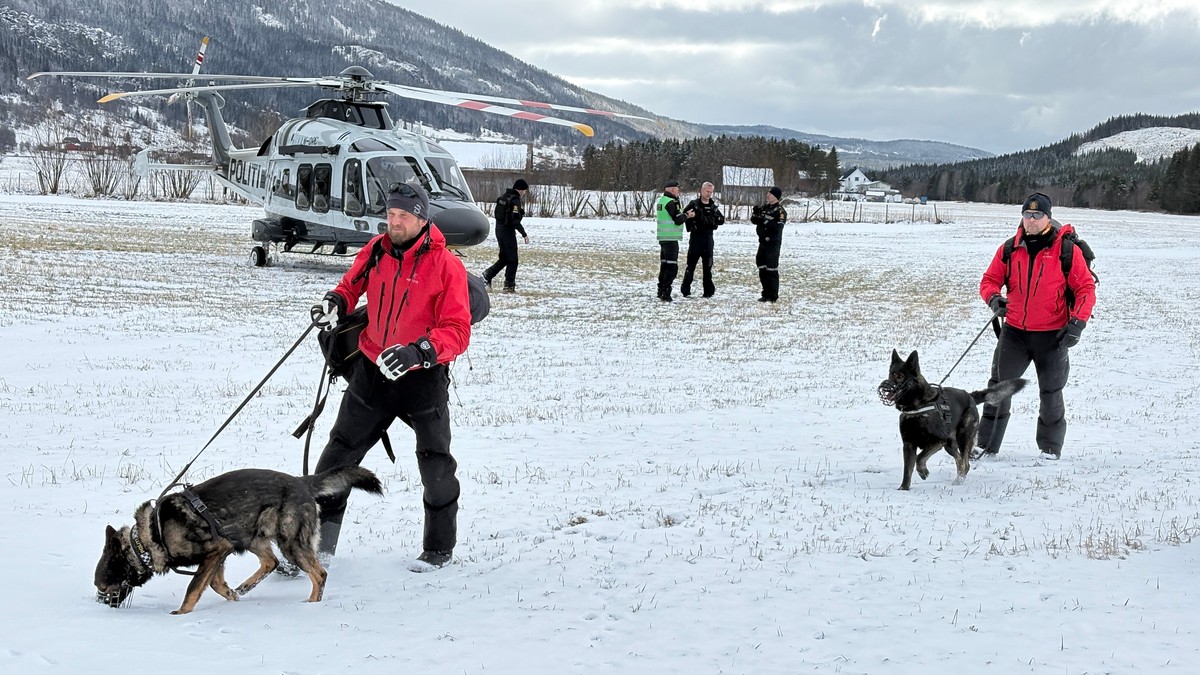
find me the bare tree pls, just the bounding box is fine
[80,124,125,197]
[29,110,73,195]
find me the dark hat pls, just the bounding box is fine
[769,186,783,200]
[513,178,529,191]
[663,179,680,189]
[386,183,430,219]
[1022,192,1051,216]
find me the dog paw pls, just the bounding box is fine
[917,466,930,480]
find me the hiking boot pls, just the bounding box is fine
[1039,448,1061,460]
[659,294,673,302]
[502,286,516,294]
[481,274,492,289]
[407,549,453,573]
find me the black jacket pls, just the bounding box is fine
[750,202,787,243]
[495,188,527,237]
[683,197,725,234]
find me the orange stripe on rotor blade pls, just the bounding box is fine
[575,124,595,137]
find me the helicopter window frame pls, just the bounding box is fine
[312,163,332,214]
[296,163,313,211]
[364,156,423,218]
[343,159,365,218]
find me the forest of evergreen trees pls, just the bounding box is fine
[576,135,840,194]
[878,114,1200,213]
[1152,143,1200,214]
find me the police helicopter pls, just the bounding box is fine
[28,54,652,266]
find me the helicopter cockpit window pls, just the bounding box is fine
[364,157,422,217]
[424,155,474,202]
[350,138,397,152]
[312,164,332,214]
[343,159,365,218]
[296,163,313,211]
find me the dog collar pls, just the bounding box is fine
[129,527,152,571]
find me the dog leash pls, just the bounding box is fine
[937,316,996,386]
[158,317,319,499]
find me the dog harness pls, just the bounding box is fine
[899,384,953,427]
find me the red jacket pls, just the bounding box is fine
[980,221,1096,331]
[331,226,471,365]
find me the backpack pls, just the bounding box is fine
[1001,228,1098,309]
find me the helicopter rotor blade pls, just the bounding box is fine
[28,71,321,83]
[97,79,339,104]
[374,82,594,137]
[388,83,654,123]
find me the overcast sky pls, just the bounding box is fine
[389,0,1200,154]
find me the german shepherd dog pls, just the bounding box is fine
[878,349,1026,490]
[95,466,382,614]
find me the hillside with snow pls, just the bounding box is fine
[1074,126,1200,163]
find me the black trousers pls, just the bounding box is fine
[681,231,715,297]
[756,239,781,300]
[315,358,459,553]
[484,226,520,289]
[978,325,1070,454]
[657,241,679,299]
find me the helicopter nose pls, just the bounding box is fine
[430,201,490,248]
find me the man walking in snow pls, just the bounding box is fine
[309,183,472,571]
[483,178,530,293]
[976,192,1096,460]
[655,179,695,301]
[680,181,725,298]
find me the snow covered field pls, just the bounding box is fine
[1,194,1198,674]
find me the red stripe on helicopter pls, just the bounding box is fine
[457,101,490,110]
[512,112,548,121]
[520,101,552,108]
[586,109,615,116]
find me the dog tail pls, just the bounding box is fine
[306,466,384,500]
[971,378,1028,406]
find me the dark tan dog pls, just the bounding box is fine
[95,466,381,614]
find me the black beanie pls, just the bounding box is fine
[513,178,529,191]
[1022,192,1051,216]
[769,186,783,200]
[386,183,430,218]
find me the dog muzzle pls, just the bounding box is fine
[877,379,903,406]
[96,582,134,608]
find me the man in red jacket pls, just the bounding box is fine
[976,193,1096,460]
[310,183,471,571]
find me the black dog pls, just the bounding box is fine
[879,349,1026,490]
[95,466,382,614]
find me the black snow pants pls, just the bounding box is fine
[977,325,1071,455]
[484,225,520,290]
[681,231,715,297]
[315,358,459,554]
[657,241,679,299]
[756,238,781,301]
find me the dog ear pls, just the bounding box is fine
[891,348,901,364]
[906,350,920,371]
[105,524,117,540]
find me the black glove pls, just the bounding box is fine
[376,336,437,380]
[310,292,346,331]
[1060,318,1085,349]
[988,295,1008,318]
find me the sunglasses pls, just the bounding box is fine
[1021,210,1047,220]
[388,182,421,197]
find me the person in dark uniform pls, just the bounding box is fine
[680,181,725,298]
[750,186,787,302]
[484,178,530,293]
[654,179,695,302]
[976,192,1096,460]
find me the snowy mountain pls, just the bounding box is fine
[2,0,987,165]
[1074,126,1200,163]
[707,124,994,170]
